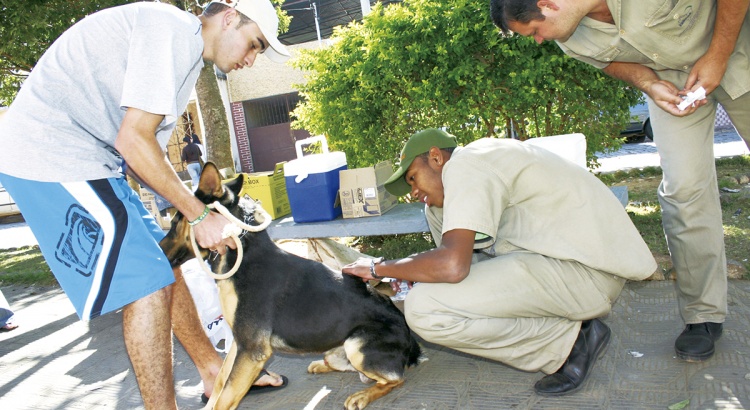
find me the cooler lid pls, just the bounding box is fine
[284,151,347,182]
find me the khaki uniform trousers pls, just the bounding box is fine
[648,80,750,325]
[404,208,626,374]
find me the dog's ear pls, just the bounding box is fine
[224,173,245,197]
[197,162,224,198]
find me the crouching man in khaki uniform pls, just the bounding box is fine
[343,129,656,396]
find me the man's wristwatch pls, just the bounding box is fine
[369,257,384,279]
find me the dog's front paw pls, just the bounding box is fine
[307,359,332,374]
[345,391,372,410]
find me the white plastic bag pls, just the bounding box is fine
[181,258,234,353]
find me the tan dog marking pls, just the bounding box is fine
[210,341,272,410]
[308,346,356,374]
[216,280,238,329]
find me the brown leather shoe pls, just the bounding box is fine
[533,319,610,396]
[674,322,723,362]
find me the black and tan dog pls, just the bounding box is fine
[160,163,421,410]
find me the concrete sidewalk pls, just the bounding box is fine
[2,281,750,409]
[0,129,748,409]
[594,128,749,174]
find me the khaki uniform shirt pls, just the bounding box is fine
[435,138,656,281]
[557,0,750,99]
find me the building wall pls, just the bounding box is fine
[231,101,253,172]
[227,41,321,102]
[227,41,323,173]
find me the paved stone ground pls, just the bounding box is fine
[0,128,748,409]
[2,280,750,410]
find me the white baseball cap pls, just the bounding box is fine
[208,0,291,63]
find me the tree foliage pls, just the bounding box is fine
[0,0,290,106]
[0,0,139,105]
[291,0,642,169]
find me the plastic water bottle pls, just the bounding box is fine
[391,281,410,302]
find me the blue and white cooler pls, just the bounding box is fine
[283,136,348,222]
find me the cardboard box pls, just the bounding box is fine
[139,188,173,230]
[235,163,291,220]
[339,161,398,219]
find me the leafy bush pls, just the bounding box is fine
[291,0,642,169]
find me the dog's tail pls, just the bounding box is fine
[407,332,424,367]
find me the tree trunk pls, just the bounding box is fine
[162,0,235,173]
[195,64,235,172]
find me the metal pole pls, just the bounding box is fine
[311,2,322,45]
[360,0,371,15]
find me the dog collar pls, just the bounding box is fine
[189,200,272,280]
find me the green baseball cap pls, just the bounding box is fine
[384,128,458,196]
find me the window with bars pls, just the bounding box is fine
[242,92,301,128]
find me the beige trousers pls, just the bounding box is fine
[404,208,625,374]
[648,82,750,324]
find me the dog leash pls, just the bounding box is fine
[189,200,272,280]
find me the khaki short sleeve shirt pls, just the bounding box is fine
[557,0,750,99]
[439,138,656,281]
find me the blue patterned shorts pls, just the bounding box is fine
[0,173,174,320]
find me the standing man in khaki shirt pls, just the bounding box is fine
[490,0,749,364]
[343,129,656,396]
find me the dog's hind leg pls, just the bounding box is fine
[342,338,406,410]
[211,343,271,410]
[308,346,357,374]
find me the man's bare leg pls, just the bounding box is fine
[170,267,284,398]
[123,286,176,410]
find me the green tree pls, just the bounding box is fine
[0,0,138,105]
[291,0,642,169]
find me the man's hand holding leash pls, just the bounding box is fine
[190,208,237,254]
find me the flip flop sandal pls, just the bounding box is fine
[1,322,18,331]
[201,369,289,404]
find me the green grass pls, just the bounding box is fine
[600,155,750,277]
[0,246,57,286]
[356,232,436,260]
[1,155,748,286]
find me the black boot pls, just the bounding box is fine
[674,322,723,362]
[533,318,611,396]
